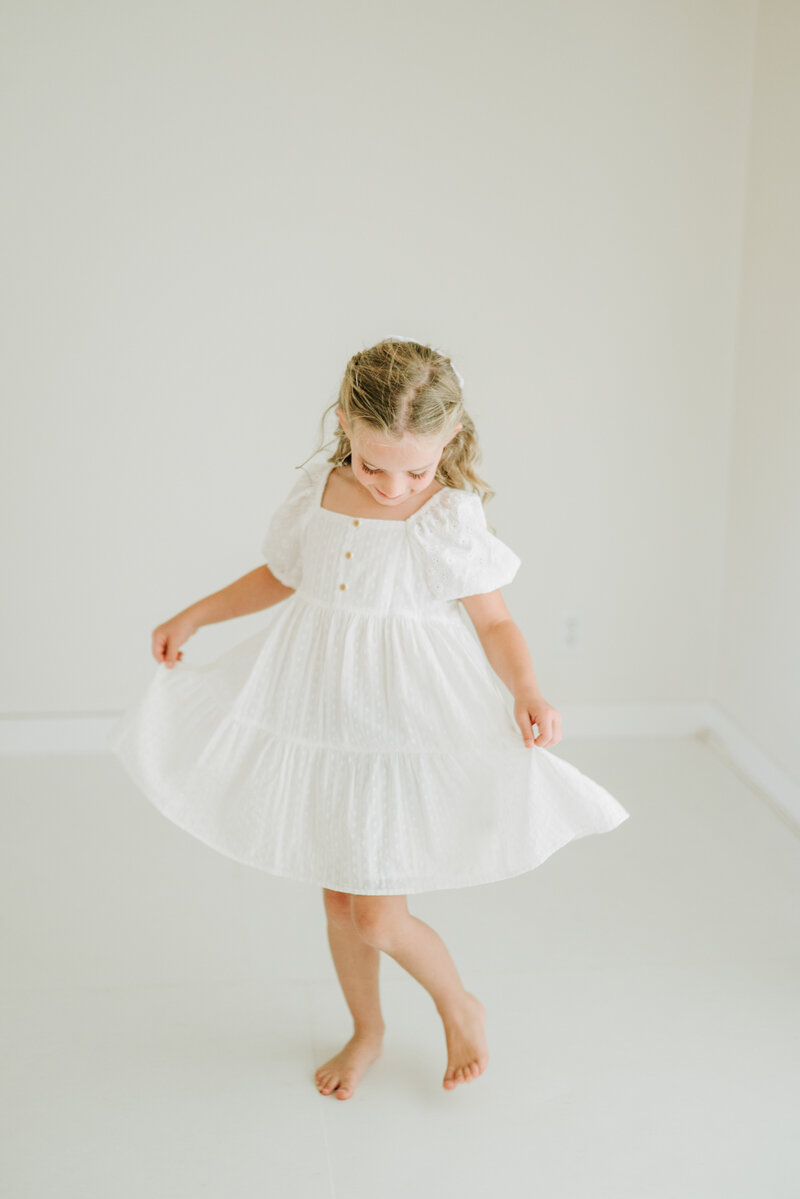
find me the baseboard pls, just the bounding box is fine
[694,708,800,834]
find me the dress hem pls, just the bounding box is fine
[129,764,630,896]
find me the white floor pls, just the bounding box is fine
[1,735,798,1198]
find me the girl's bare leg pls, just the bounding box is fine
[314,888,386,1100]
[350,894,488,1091]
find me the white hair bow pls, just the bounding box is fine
[387,334,465,390]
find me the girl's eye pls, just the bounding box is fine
[361,464,427,480]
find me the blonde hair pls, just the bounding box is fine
[303,337,497,511]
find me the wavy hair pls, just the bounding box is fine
[301,338,497,516]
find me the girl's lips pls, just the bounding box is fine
[377,489,404,500]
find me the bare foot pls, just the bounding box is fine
[441,992,489,1090]
[314,1030,384,1100]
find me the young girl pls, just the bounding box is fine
[109,335,629,1101]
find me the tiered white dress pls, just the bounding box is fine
[109,456,629,894]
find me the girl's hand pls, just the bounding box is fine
[514,688,562,749]
[151,613,198,668]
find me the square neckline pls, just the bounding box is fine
[317,463,449,525]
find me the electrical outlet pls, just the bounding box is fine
[561,610,580,649]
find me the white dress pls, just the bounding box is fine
[109,456,629,895]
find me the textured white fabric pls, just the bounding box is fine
[109,456,629,894]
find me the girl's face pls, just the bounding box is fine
[337,411,462,508]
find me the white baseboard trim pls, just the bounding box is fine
[0,702,798,832]
[694,708,800,834]
[0,714,118,755]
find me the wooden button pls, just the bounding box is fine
[339,583,346,590]
[345,551,351,558]
[352,518,359,526]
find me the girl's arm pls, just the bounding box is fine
[460,591,562,749]
[460,591,539,694]
[152,566,294,667]
[184,565,295,629]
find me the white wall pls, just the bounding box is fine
[715,0,800,784]
[2,3,771,750]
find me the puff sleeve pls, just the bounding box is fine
[261,466,318,589]
[408,490,521,601]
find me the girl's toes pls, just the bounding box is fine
[335,1076,355,1099]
